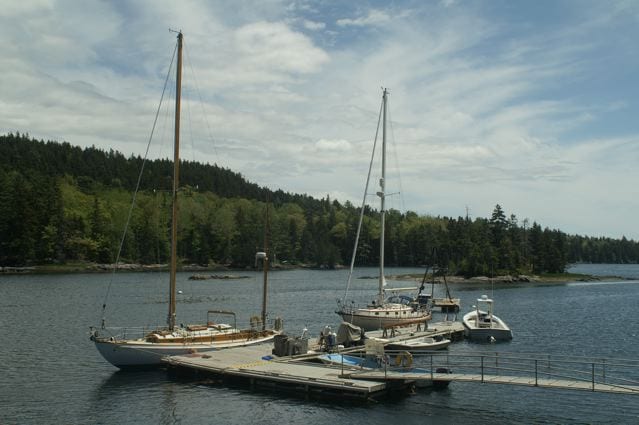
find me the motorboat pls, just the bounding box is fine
[462,295,512,342]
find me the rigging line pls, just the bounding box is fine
[387,102,406,214]
[152,86,174,268]
[183,40,220,162]
[99,40,178,325]
[342,95,384,302]
[182,41,202,171]
[182,45,196,165]
[186,95,196,165]
[158,69,176,162]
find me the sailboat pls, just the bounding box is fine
[90,32,281,368]
[335,88,431,331]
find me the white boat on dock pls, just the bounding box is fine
[462,295,512,342]
[387,336,451,352]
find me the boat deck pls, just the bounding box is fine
[363,320,465,343]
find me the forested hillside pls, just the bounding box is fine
[1,133,638,275]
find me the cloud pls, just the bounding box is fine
[303,19,326,30]
[234,21,330,74]
[1,0,639,239]
[337,9,393,27]
[314,138,352,152]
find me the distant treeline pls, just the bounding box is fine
[1,133,638,275]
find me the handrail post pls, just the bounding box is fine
[384,354,387,379]
[430,354,433,381]
[535,359,538,386]
[481,355,484,383]
[592,362,595,391]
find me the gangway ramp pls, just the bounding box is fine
[344,351,639,395]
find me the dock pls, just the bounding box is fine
[164,343,392,400]
[164,320,464,400]
[164,321,639,400]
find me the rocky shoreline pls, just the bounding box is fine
[0,261,296,275]
[0,264,628,284]
[390,273,625,285]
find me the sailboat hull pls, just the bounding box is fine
[337,306,431,331]
[92,332,278,368]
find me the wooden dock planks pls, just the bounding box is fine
[164,344,388,397]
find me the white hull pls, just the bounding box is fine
[387,337,451,352]
[337,304,430,331]
[93,332,277,368]
[462,311,512,342]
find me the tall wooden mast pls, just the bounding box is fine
[261,204,270,331]
[168,31,183,331]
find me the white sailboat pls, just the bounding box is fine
[90,32,281,368]
[336,88,431,331]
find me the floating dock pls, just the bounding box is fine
[164,320,465,400]
[163,320,639,400]
[165,343,393,400]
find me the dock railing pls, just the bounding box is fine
[343,349,639,394]
[420,351,639,393]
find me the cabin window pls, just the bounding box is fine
[375,312,379,316]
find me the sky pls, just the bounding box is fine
[2,0,639,240]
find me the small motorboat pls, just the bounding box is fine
[318,353,370,367]
[462,295,513,342]
[387,336,451,352]
[317,352,452,389]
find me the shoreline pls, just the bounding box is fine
[0,263,632,284]
[0,262,304,275]
[388,273,632,286]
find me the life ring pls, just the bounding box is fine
[395,351,413,368]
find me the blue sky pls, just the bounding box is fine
[2,0,638,239]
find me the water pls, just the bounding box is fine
[1,265,639,424]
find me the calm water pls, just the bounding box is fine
[1,264,639,424]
